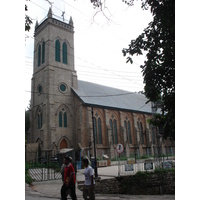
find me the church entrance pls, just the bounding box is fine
[60,139,68,149]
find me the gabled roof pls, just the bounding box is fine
[72,80,152,114]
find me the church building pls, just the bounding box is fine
[27,8,174,161]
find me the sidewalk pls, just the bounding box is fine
[26,166,175,200]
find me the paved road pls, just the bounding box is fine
[25,164,175,200]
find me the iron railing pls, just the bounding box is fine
[25,159,62,182]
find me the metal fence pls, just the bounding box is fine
[25,159,62,182]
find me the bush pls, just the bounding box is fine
[25,170,33,185]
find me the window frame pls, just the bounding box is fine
[55,40,61,62]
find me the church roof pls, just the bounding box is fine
[72,80,153,114]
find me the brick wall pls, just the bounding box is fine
[94,171,175,195]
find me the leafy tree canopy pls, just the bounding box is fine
[91,0,175,140]
[25,1,32,32]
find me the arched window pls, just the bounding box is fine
[38,114,40,129]
[114,119,118,144]
[140,122,144,144]
[93,118,97,144]
[124,120,128,142]
[124,120,132,144]
[62,42,67,64]
[152,126,156,144]
[42,41,45,64]
[137,121,140,143]
[37,109,42,129]
[64,112,67,127]
[93,117,102,144]
[98,118,102,144]
[38,44,41,67]
[59,111,62,127]
[55,40,60,62]
[109,119,114,143]
[128,121,132,144]
[59,108,67,128]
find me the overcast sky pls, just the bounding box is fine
[25,0,153,109]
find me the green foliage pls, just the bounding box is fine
[25,3,33,32]
[25,169,33,185]
[154,167,175,174]
[122,0,175,140]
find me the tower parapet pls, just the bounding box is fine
[35,8,74,36]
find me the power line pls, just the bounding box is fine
[28,0,144,65]
[25,35,144,87]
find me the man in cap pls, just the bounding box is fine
[61,156,77,200]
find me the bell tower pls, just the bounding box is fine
[29,8,78,153]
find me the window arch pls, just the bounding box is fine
[38,44,41,67]
[93,118,97,144]
[55,40,60,62]
[98,118,102,144]
[109,118,118,144]
[124,120,132,144]
[140,122,144,144]
[59,112,62,127]
[152,126,156,144]
[128,121,132,144]
[37,109,42,129]
[64,112,67,127]
[114,119,118,144]
[59,108,67,128]
[93,117,102,144]
[62,42,67,64]
[42,41,45,64]
[109,119,114,143]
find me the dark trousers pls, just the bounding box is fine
[61,183,77,200]
[83,185,95,200]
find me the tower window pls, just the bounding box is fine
[62,42,67,64]
[55,40,60,62]
[37,109,42,129]
[38,44,41,66]
[59,109,67,128]
[59,111,62,127]
[42,41,45,64]
[59,83,67,93]
[37,84,42,95]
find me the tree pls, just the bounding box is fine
[91,0,175,140]
[25,1,32,32]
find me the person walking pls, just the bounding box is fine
[60,157,66,183]
[61,156,77,200]
[82,157,95,200]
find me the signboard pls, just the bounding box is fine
[144,162,153,170]
[116,143,124,154]
[162,161,172,169]
[125,164,134,172]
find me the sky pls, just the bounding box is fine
[25,0,153,109]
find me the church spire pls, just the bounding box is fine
[48,7,52,18]
[69,16,73,26]
[35,20,39,29]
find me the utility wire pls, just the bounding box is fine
[25,35,144,86]
[28,0,144,65]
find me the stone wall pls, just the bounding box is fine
[94,171,175,195]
